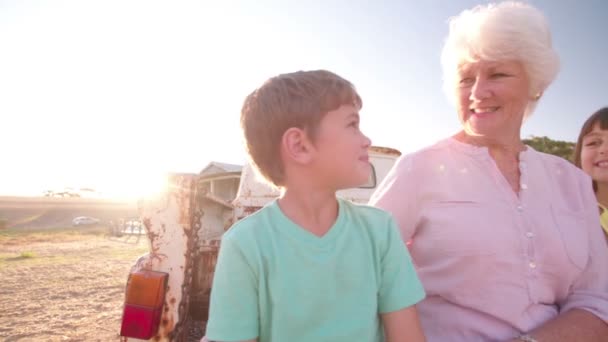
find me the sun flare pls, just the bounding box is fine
[91,170,170,201]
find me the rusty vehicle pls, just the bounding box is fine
[119,146,402,342]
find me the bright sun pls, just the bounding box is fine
[92,170,170,201]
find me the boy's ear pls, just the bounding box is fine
[281,127,314,164]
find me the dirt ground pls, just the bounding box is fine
[0,228,148,341]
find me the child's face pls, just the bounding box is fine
[581,123,608,185]
[310,103,372,190]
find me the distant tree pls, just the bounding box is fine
[523,135,575,162]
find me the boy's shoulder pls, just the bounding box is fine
[341,199,392,219]
[340,199,395,233]
[222,202,276,244]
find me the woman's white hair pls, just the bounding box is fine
[441,1,560,118]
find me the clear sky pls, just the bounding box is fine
[1,0,606,198]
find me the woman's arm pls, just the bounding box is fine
[382,306,426,342]
[510,173,608,341]
[507,309,607,342]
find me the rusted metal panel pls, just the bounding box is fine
[195,172,240,244]
[188,174,238,334]
[189,248,219,324]
[124,174,197,342]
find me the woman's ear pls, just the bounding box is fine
[281,127,314,165]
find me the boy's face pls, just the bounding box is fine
[310,103,372,190]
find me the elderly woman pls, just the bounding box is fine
[370,2,608,342]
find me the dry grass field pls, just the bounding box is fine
[0,227,148,341]
[0,197,146,341]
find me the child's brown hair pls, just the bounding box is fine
[573,107,608,192]
[240,70,362,186]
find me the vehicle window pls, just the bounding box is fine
[358,164,376,189]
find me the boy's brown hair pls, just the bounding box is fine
[241,70,362,186]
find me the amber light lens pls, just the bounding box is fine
[120,270,168,339]
[125,270,168,307]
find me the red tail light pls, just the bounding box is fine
[120,270,168,339]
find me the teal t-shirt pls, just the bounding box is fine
[206,198,425,342]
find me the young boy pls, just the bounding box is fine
[205,70,426,342]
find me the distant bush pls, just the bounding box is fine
[20,251,36,259]
[523,136,575,162]
[0,218,7,230]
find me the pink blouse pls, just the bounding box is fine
[370,138,608,341]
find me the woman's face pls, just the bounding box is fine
[581,123,608,186]
[455,59,531,139]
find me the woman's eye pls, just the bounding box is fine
[584,140,600,147]
[491,73,508,78]
[459,77,474,85]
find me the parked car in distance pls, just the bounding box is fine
[44,190,80,198]
[72,216,100,226]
